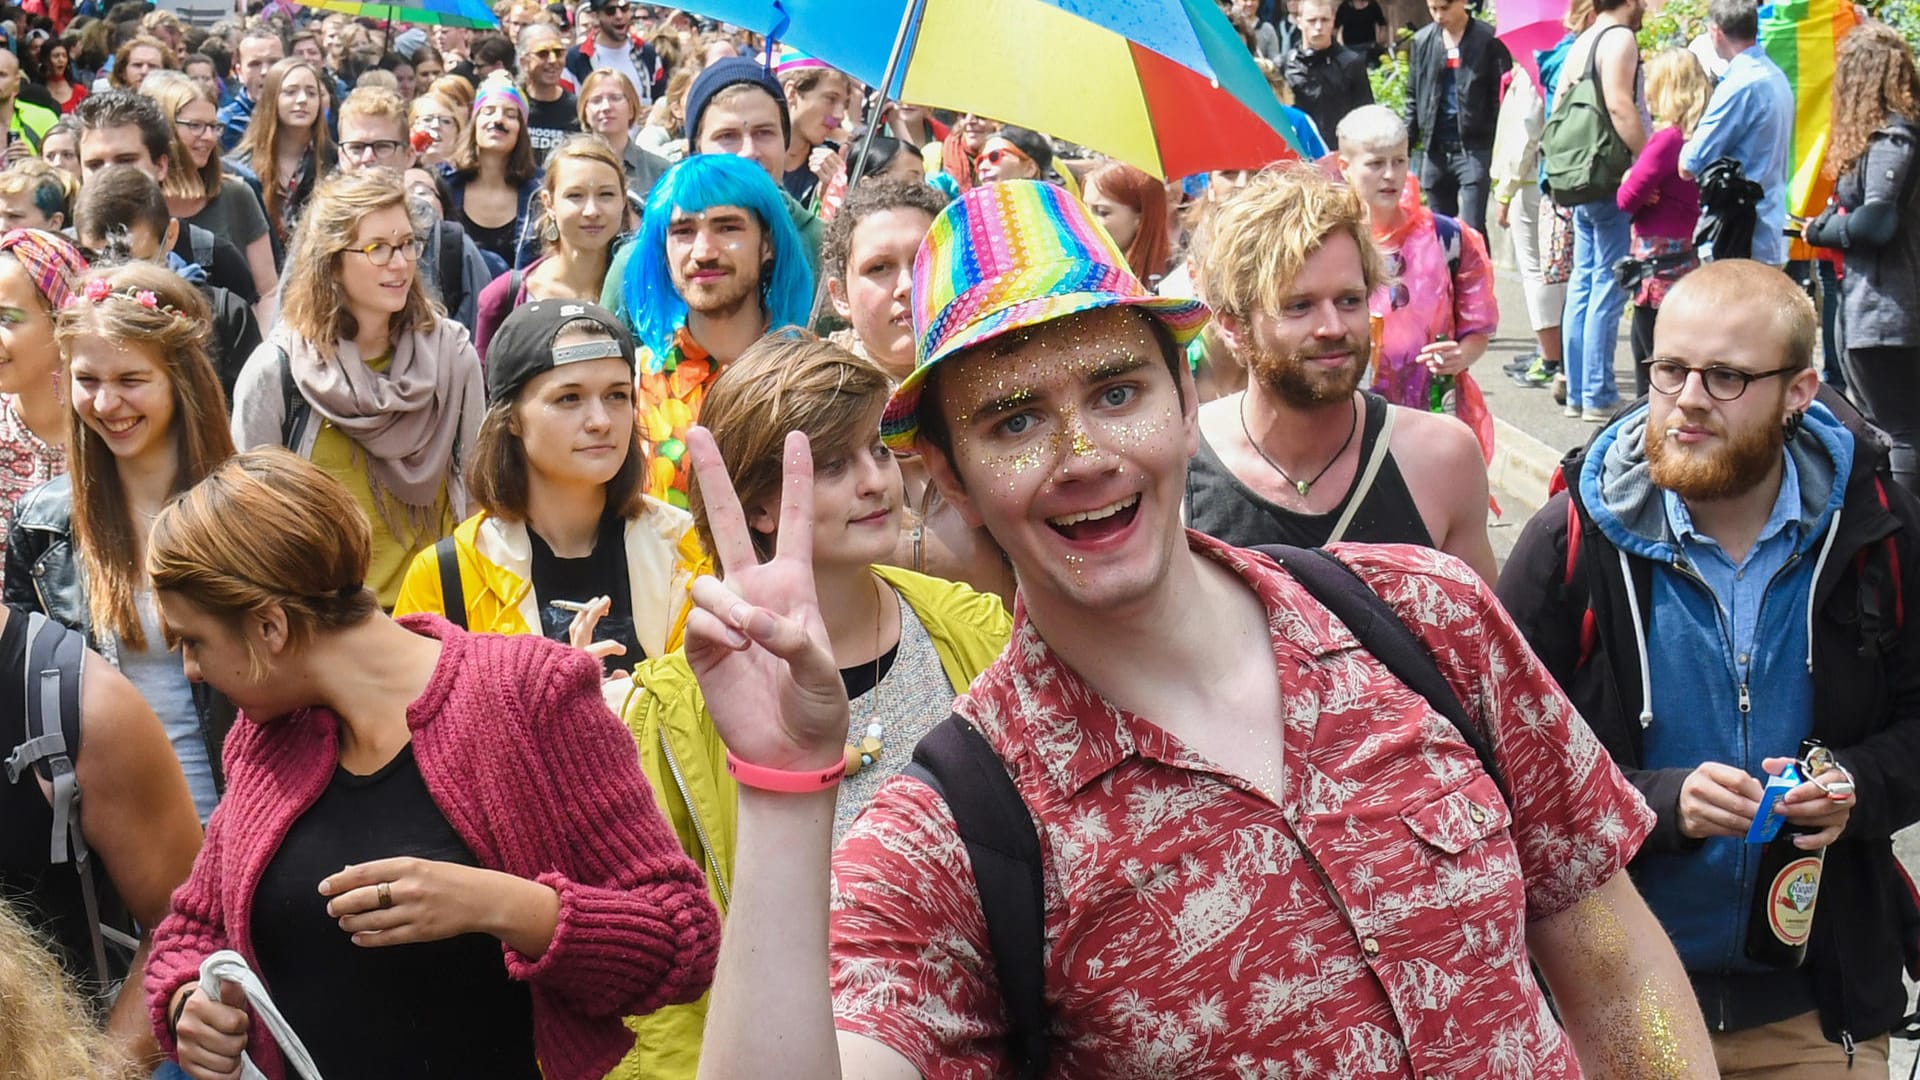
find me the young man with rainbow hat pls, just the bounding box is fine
[677,176,1719,1077]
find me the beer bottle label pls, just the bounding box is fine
[1766,856,1823,946]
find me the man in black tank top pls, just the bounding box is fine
[0,605,202,1062]
[1186,167,1500,581]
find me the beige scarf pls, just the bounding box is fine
[276,319,483,516]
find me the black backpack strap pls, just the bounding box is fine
[436,537,467,630]
[5,611,113,983]
[437,222,465,315]
[1258,545,1510,805]
[275,344,308,451]
[904,715,1049,1079]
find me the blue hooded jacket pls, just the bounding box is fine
[1578,400,1853,974]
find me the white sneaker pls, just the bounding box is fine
[1564,403,1581,418]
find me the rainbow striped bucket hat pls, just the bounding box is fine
[880,179,1209,452]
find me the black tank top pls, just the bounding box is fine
[1185,393,1437,550]
[0,606,109,997]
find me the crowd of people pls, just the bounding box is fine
[0,0,1913,1077]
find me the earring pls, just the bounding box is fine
[1783,409,1806,443]
[542,220,560,244]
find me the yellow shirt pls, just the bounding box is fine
[307,353,453,608]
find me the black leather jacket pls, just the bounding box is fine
[4,474,233,790]
[1281,45,1375,150]
[1404,18,1511,149]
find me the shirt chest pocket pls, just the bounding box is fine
[1398,771,1526,970]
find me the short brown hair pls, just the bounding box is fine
[690,330,890,563]
[466,319,646,522]
[149,449,381,675]
[1203,162,1387,322]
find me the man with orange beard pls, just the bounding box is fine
[1185,165,1498,580]
[1498,259,1920,1076]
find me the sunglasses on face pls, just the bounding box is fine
[977,146,1029,169]
[527,46,565,60]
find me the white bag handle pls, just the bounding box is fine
[196,951,326,1080]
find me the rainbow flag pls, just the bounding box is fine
[1760,0,1861,220]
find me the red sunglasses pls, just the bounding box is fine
[977,146,1030,169]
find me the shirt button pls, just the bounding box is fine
[1736,569,1745,580]
[1469,804,1487,824]
[1739,653,1749,665]
[1362,937,1381,956]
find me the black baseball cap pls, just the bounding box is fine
[485,299,637,405]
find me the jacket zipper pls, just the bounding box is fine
[1666,548,1805,981]
[659,727,730,912]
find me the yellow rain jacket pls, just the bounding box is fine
[608,565,1012,1080]
[392,502,708,661]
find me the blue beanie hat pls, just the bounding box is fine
[683,56,791,146]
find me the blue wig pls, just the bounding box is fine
[622,154,815,366]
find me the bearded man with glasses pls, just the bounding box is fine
[1499,258,1920,1078]
[518,23,580,155]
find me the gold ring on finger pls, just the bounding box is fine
[377,881,393,910]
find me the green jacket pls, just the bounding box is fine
[607,565,1010,1080]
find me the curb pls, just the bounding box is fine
[1490,416,1563,518]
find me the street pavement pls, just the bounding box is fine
[1473,253,1920,1074]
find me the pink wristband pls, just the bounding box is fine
[725,748,843,794]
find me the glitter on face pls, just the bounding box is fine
[947,345,1176,496]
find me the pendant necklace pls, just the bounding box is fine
[843,575,888,778]
[1239,394,1359,497]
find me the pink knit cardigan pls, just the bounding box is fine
[144,616,720,1079]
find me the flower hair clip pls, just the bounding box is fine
[68,279,186,318]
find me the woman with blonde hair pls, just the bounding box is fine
[473,135,631,358]
[231,168,483,610]
[609,329,1007,1079]
[144,449,719,1080]
[410,90,464,169]
[230,58,335,256]
[0,899,138,1080]
[1809,23,1920,494]
[580,68,671,198]
[396,300,700,678]
[1616,47,1708,395]
[439,73,543,272]
[140,71,276,303]
[637,68,696,163]
[4,261,236,823]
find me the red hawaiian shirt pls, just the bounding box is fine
[829,533,1654,1078]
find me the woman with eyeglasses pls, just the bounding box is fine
[474,136,632,361]
[973,126,1053,185]
[230,58,336,261]
[141,71,277,305]
[439,73,543,274]
[232,169,483,610]
[581,68,670,200]
[410,90,463,170]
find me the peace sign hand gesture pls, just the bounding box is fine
[682,427,850,774]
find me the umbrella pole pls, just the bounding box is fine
[806,0,928,326]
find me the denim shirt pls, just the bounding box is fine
[1661,450,1803,678]
[1680,43,1795,265]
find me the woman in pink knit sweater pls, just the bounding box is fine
[141,448,719,1080]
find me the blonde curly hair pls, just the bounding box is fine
[0,898,138,1079]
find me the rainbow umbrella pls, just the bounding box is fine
[674,0,1303,178]
[305,0,498,29]
[1760,0,1859,221]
